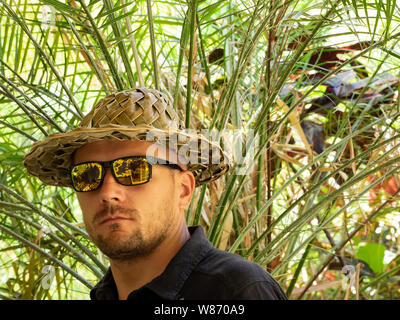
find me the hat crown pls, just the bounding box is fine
[79,88,185,130]
[24,88,230,188]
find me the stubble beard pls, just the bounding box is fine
[85,201,174,262]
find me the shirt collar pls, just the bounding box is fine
[90,225,213,300]
[90,267,118,300]
[145,225,213,299]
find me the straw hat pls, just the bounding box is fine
[23,88,230,188]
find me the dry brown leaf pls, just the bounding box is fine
[276,97,314,159]
[291,280,343,297]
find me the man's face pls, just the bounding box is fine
[74,140,190,261]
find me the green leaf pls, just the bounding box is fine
[356,242,386,274]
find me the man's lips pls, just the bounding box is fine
[99,216,134,225]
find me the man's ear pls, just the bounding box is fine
[177,170,196,211]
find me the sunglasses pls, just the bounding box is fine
[70,156,183,192]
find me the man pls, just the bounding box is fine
[24,88,287,300]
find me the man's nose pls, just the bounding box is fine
[98,168,123,203]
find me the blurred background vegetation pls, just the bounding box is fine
[0,0,400,300]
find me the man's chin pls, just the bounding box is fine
[100,244,153,261]
[96,233,167,261]
[94,232,138,247]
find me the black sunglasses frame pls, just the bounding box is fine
[70,155,183,192]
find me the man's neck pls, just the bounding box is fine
[109,223,191,300]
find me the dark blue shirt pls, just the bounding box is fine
[90,226,287,300]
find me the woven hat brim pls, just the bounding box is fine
[23,125,230,188]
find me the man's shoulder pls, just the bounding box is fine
[188,246,287,299]
[197,246,270,281]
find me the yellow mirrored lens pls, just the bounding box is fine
[113,158,149,185]
[71,163,102,191]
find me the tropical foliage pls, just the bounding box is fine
[1,0,400,299]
